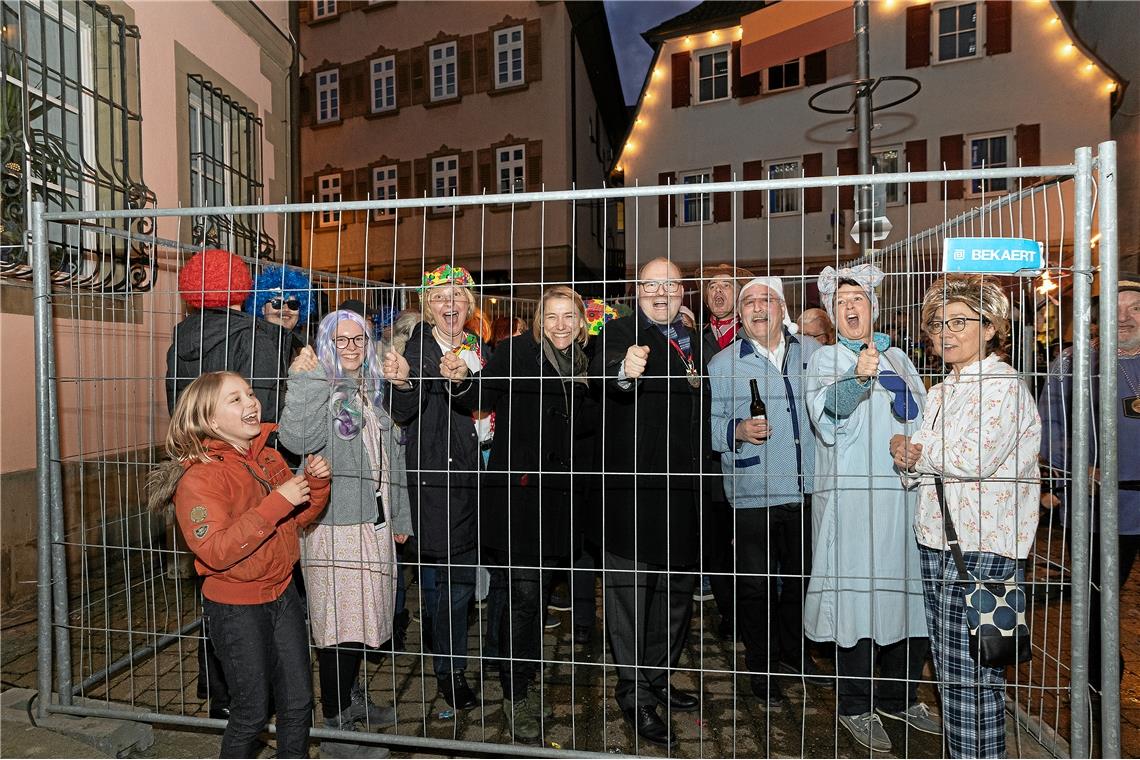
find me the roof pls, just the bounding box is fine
[567,2,630,154]
[642,1,768,45]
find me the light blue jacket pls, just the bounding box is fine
[709,330,820,508]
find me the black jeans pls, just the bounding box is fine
[733,501,812,674]
[203,581,312,759]
[702,498,736,626]
[499,566,546,700]
[836,637,929,716]
[571,540,601,631]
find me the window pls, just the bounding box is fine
[694,47,729,103]
[494,25,525,88]
[679,170,712,225]
[188,75,272,258]
[497,145,525,194]
[316,69,339,123]
[312,0,336,19]
[372,165,398,220]
[370,56,396,113]
[871,146,902,205]
[936,2,978,62]
[318,173,341,227]
[432,155,459,211]
[764,58,802,92]
[968,132,1010,195]
[766,159,800,215]
[430,42,458,101]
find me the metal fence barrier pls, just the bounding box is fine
[27,142,1121,757]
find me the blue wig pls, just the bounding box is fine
[244,265,315,324]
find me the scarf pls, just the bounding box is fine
[709,314,739,349]
[542,338,589,387]
[837,331,891,354]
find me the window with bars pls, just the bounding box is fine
[494,26,524,88]
[371,56,396,113]
[496,145,525,194]
[372,164,398,220]
[936,2,978,62]
[0,0,154,290]
[316,69,339,123]
[430,41,457,101]
[679,170,712,225]
[766,158,801,215]
[187,75,273,259]
[694,47,729,103]
[319,173,342,226]
[968,131,1010,195]
[432,155,459,211]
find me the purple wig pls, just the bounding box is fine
[315,310,383,440]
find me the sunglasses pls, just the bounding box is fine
[269,297,301,311]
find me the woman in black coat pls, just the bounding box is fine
[448,285,593,739]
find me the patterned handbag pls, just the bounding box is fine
[935,478,1032,667]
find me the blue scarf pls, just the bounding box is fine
[838,331,890,354]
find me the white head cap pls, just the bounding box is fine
[738,277,799,335]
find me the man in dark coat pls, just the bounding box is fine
[590,257,704,748]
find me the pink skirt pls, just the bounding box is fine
[301,522,395,649]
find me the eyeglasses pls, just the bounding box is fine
[269,297,301,311]
[925,316,985,335]
[333,335,367,349]
[640,280,681,294]
[427,292,461,304]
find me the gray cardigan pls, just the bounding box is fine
[278,368,413,535]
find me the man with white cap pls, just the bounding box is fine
[707,276,824,708]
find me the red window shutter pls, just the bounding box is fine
[459,151,474,195]
[474,31,491,92]
[712,164,732,222]
[410,45,426,105]
[671,51,691,108]
[731,42,742,97]
[742,160,764,219]
[525,19,542,83]
[396,50,411,109]
[803,152,823,213]
[397,161,412,200]
[1016,123,1040,186]
[300,74,313,127]
[804,50,827,86]
[658,171,676,227]
[477,148,493,194]
[413,157,429,199]
[739,72,760,98]
[526,140,543,192]
[985,1,1012,56]
[837,148,857,209]
[906,4,932,69]
[458,35,474,97]
[940,133,965,200]
[905,139,928,204]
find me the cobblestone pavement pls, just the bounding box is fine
[3,530,1133,758]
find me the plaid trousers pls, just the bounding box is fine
[919,545,1015,759]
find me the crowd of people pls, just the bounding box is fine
[153,246,1140,759]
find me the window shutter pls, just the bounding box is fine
[739,72,760,98]
[905,139,928,204]
[526,140,543,192]
[525,18,542,83]
[395,50,411,109]
[730,41,742,97]
[742,160,764,219]
[837,148,857,209]
[459,151,474,195]
[658,171,676,227]
[298,2,311,24]
[803,152,823,213]
[1016,123,1040,186]
[804,50,827,86]
[671,51,691,108]
[906,4,932,68]
[413,157,429,199]
[397,160,412,200]
[410,45,426,105]
[474,31,491,92]
[985,1,1012,56]
[940,133,965,200]
[300,74,314,127]
[458,35,474,96]
[302,175,316,201]
[348,62,367,118]
[712,164,731,222]
[477,148,493,194]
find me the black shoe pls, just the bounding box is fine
[573,625,593,646]
[749,675,787,711]
[651,685,700,712]
[621,704,676,748]
[438,672,478,710]
[547,588,572,612]
[208,705,231,721]
[718,619,736,641]
[777,657,833,688]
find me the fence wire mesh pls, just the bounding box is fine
[25,145,1124,758]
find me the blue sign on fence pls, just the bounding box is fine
[942,237,1043,275]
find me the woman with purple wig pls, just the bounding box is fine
[278,309,413,758]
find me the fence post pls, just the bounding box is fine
[1069,145,1094,757]
[31,202,54,718]
[1096,139,1121,757]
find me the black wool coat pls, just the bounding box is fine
[386,322,483,560]
[588,311,707,567]
[453,332,594,564]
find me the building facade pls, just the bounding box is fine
[295,0,628,293]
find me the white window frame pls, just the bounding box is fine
[318,173,341,227]
[693,46,730,104]
[933,1,981,64]
[496,144,526,194]
[871,145,903,206]
[763,57,804,93]
[370,56,396,113]
[430,41,458,102]
[678,169,712,226]
[372,164,398,220]
[765,158,801,216]
[312,0,337,20]
[966,130,1012,197]
[494,25,525,89]
[432,154,459,211]
[316,68,340,123]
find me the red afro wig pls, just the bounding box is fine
[178,249,252,309]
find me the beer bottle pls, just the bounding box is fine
[749,379,766,420]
